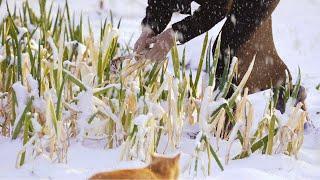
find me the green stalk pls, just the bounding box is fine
[181,47,186,78]
[12,98,33,139]
[103,37,118,81]
[155,118,164,150]
[206,139,211,176]
[56,76,66,122]
[49,96,58,134]
[65,0,73,40]
[19,113,31,166]
[97,48,104,84]
[205,38,212,73]
[171,38,180,79]
[221,58,238,98]
[252,128,278,154]
[266,115,276,155]
[203,136,224,171]
[193,32,208,96]
[146,62,161,87]
[37,41,41,96]
[291,67,301,99]
[62,69,87,91]
[209,33,221,86]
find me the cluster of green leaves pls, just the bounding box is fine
[233,68,303,160]
[0,0,121,165]
[170,32,244,174]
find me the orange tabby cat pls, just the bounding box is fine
[89,154,180,180]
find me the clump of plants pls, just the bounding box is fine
[227,73,306,163]
[0,0,307,177]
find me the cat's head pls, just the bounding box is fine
[149,153,180,179]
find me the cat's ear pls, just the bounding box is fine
[174,153,181,161]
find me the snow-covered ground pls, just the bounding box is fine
[1,0,320,179]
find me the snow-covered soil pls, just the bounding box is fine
[1,0,320,179]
